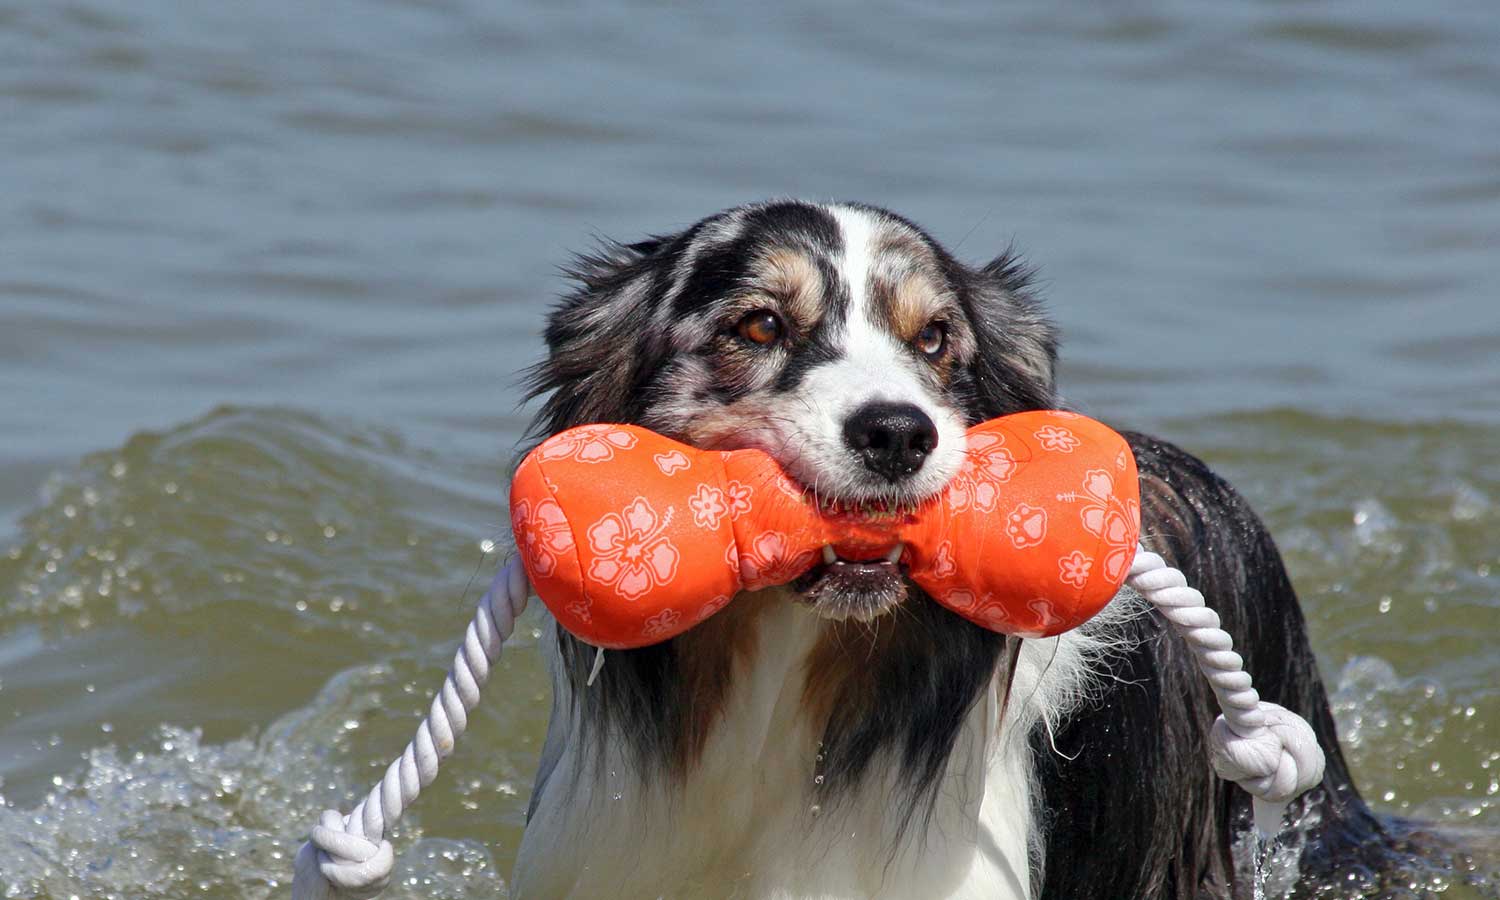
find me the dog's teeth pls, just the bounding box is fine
[822,545,837,565]
[885,543,904,564]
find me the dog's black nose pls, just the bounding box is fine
[843,402,938,481]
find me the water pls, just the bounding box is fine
[2,1,1497,896]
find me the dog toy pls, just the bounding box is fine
[292,412,1327,899]
[510,410,1141,648]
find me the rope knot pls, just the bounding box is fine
[291,560,529,899]
[293,809,395,900]
[1208,701,1324,804]
[1127,548,1326,838]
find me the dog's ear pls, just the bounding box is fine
[958,249,1059,417]
[624,235,670,256]
[526,237,674,437]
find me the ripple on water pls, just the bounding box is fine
[0,406,545,899]
[2,405,507,634]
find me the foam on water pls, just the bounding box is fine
[0,713,503,898]
[0,408,547,899]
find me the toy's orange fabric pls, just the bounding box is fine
[510,410,1140,649]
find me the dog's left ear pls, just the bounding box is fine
[957,250,1059,417]
[525,236,676,438]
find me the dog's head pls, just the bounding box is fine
[529,200,1058,622]
[529,201,1059,803]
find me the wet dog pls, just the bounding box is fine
[512,201,1478,898]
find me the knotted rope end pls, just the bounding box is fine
[1129,547,1328,844]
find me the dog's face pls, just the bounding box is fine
[532,201,1058,623]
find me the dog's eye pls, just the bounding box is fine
[914,321,947,358]
[736,309,783,346]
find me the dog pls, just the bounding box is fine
[510,200,1484,898]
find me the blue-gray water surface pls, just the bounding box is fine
[1,2,1497,897]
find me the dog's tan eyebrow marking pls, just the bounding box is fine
[876,271,952,342]
[858,225,952,341]
[752,248,824,327]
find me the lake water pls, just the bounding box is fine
[1,1,1497,897]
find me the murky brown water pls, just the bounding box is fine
[2,2,1497,897]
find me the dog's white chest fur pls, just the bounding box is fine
[514,591,1058,900]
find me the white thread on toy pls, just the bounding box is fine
[1126,547,1326,838]
[290,558,529,900]
[586,646,606,686]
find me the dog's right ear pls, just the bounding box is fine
[956,249,1059,418]
[525,237,674,438]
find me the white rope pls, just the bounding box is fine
[291,558,531,900]
[1126,547,1326,837]
[289,543,1325,896]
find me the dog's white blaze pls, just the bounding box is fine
[775,205,967,502]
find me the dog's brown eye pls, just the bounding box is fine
[914,321,947,358]
[736,310,783,346]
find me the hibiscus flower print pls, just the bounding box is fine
[540,424,638,464]
[512,497,574,578]
[1076,469,1116,537]
[586,497,680,601]
[689,484,728,529]
[1034,424,1080,453]
[641,608,683,640]
[1058,550,1093,588]
[738,531,817,591]
[949,433,1016,513]
[1074,469,1140,583]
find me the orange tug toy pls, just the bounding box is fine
[510,410,1141,649]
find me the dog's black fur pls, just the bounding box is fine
[1037,433,1383,898]
[522,200,1486,898]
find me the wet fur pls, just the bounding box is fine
[516,201,1467,898]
